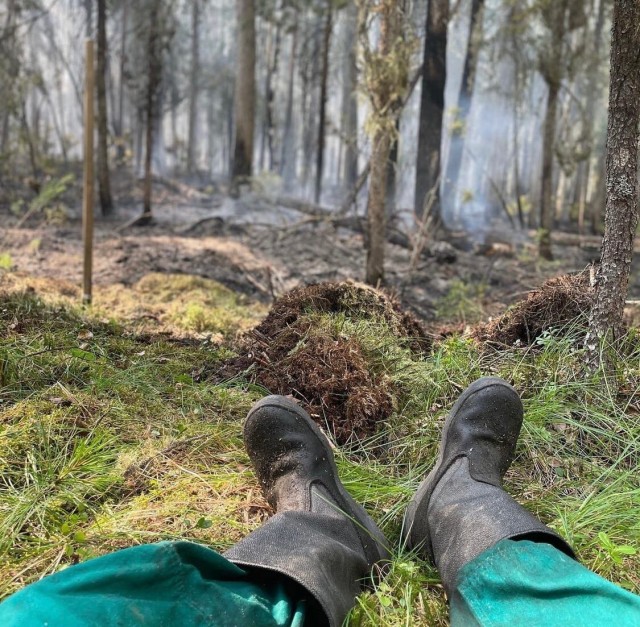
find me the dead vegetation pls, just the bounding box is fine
[472,269,594,346]
[218,281,430,444]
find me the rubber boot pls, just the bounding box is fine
[402,377,575,598]
[225,395,390,627]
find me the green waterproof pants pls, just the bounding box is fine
[1,538,639,626]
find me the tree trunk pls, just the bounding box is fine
[341,2,358,191]
[386,117,401,221]
[186,0,200,174]
[231,0,256,182]
[367,129,391,285]
[142,6,162,219]
[580,0,607,235]
[538,81,559,260]
[301,17,321,190]
[265,7,283,172]
[84,0,93,38]
[280,23,298,192]
[207,86,215,176]
[1,0,18,155]
[414,0,449,220]
[96,0,113,215]
[314,3,332,204]
[115,2,128,162]
[587,0,640,353]
[365,2,399,286]
[442,0,484,214]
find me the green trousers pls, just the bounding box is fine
[1,539,638,626]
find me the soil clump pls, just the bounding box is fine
[473,270,594,346]
[219,281,430,444]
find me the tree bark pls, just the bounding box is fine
[314,3,332,204]
[115,2,128,162]
[186,0,200,174]
[539,81,559,260]
[96,0,113,215]
[365,2,399,286]
[142,3,163,219]
[442,0,484,213]
[231,0,256,182]
[264,6,282,172]
[1,0,18,155]
[587,0,640,352]
[414,0,449,220]
[341,2,359,191]
[280,23,298,192]
[386,117,401,220]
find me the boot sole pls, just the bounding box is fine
[402,377,520,559]
[246,395,391,567]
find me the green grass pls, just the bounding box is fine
[0,280,639,624]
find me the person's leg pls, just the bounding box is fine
[224,395,390,626]
[0,396,389,627]
[450,539,640,627]
[403,377,640,625]
[0,541,308,627]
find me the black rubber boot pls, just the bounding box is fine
[225,395,390,627]
[402,377,575,597]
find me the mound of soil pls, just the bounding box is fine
[219,281,430,444]
[473,269,593,346]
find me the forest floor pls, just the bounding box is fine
[4,168,638,327]
[1,173,639,624]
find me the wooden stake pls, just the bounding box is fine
[82,40,95,305]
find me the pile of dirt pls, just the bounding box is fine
[473,269,593,346]
[218,281,430,444]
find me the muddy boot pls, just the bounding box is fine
[225,395,390,627]
[402,377,575,598]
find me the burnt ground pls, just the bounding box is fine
[1,171,635,325]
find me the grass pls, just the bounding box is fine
[0,274,639,624]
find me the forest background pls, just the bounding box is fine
[1,0,640,624]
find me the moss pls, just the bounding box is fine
[96,273,266,338]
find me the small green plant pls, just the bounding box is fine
[598,532,637,565]
[15,174,74,226]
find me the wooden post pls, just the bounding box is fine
[82,40,95,305]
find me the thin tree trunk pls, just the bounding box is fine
[587,0,640,354]
[414,0,449,221]
[365,2,400,286]
[231,0,256,183]
[97,0,113,215]
[265,5,282,171]
[186,0,200,174]
[114,2,128,162]
[442,0,484,213]
[539,81,559,260]
[142,8,161,220]
[580,0,606,235]
[280,23,298,192]
[367,129,391,285]
[1,0,18,154]
[386,117,401,221]
[341,2,358,191]
[314,3,332,204]
[207,86,215,176]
